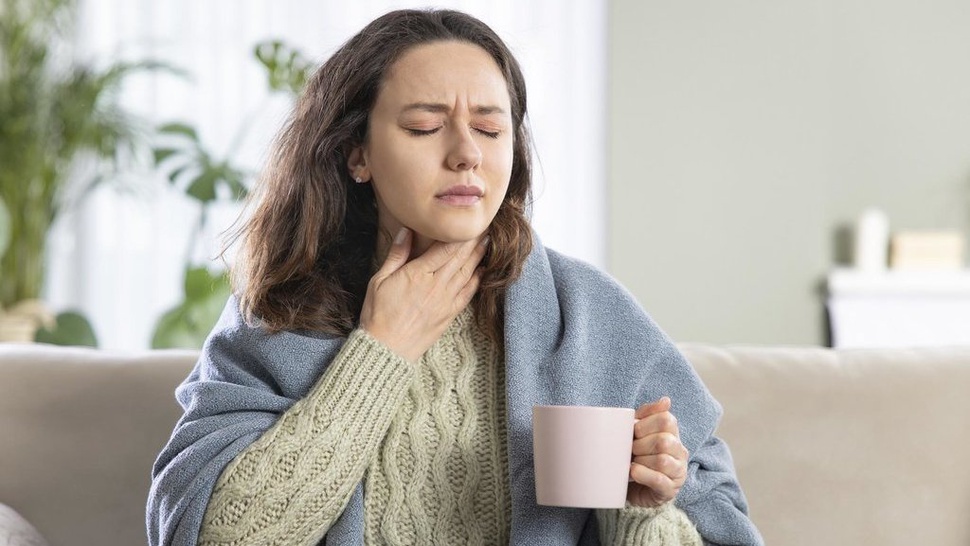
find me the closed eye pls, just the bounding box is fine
[405,127,441,136]
[404,126,501,138]
[475,128,500,139]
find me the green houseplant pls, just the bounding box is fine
[150,40,312,348]
[0,0,158,344]
[0,197,9,262]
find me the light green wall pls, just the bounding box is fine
[608,0,970,345]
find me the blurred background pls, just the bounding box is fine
[2,0,969,351]
[610,1,970,346]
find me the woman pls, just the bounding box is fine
[147,9,762,546]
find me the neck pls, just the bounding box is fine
[374,226,434,267]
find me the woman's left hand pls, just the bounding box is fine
[628,396,689,508]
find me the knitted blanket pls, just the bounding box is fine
[147,234,763,546]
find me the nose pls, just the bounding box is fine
[446,127,483,171]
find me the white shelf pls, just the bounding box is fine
[827,268,970,348]
[827,268,970,297]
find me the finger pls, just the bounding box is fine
[630,463,677,501]
[470,235,489,267]
[409,238,470,273]
[633,432,686,458]
[635,396,671,419]
[634,410,680,439]
[447,237,489,291]
[455,268,482,308]
[430,236,486,280]
[632,453,688,481]
[374,227,412,278]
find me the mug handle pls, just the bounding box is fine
[628,417,640,482]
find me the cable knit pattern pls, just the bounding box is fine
[198,328,414,546]
[597,503,703,546]
[195,308,702,546]
[150,236,762,546]
[363,307,510,545]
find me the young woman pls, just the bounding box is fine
[147,9,762,546]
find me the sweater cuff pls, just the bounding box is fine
[306,328,414,426]
[596,502,703,546]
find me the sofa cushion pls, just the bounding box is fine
[4,341,970,546]
[0,343,197,546]
[682,344,970,546]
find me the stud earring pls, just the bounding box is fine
[355,176,364,184]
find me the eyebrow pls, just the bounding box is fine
[400,102,507,115]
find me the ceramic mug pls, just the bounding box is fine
[532,405,636,509]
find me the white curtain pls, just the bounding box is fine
[47,0,607,351]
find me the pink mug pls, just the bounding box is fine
[532,405,636,509]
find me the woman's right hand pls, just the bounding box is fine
[358,227,488,362]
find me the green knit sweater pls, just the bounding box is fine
[197,309,702,545]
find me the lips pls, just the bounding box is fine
[437,185,484,197]
[436,184,484,206]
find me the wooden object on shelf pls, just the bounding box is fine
[889,231,964,270]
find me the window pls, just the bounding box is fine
[48,0,606,350]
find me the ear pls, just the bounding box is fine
[347,146,370,182]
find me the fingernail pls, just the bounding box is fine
[394,227,408,245]
[479,236,490,247]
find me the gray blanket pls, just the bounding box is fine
[147,234,763,545]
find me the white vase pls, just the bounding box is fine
[853,208,890,272]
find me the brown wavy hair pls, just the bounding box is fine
[231,9,534,342]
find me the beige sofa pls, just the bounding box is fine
[1,342,969,546]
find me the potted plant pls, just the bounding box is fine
[150,40,312,348]
[0,0,155,344]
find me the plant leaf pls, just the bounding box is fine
[254,39,311,94]
[158,122,199,142]
[186,273,231,327]
[0,196,10,260]
[34,311,99,347]
[184,266,215,300]
[186,169,219,203]
[166,163,195,186]
[225,169,249,200]
[151,307,200,349]
[153,268,231,349]
[153,147,181,165]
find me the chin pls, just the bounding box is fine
[422,224,489,244]
[432,231,485,244]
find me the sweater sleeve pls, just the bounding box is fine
[596,503,703,546]
[196,328,413,546]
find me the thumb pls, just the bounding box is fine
[636,396,671,419]
[376,227,412,276]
